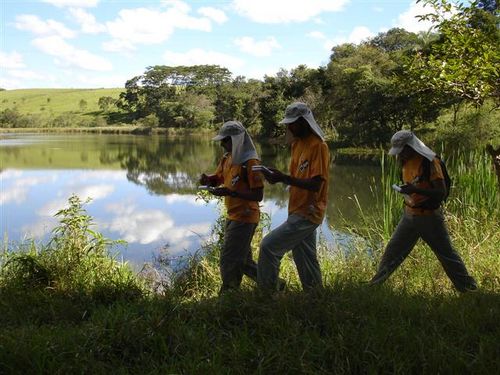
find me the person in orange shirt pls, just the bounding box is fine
[200,121,264,294]
[370,130,477,292]
[257,102,330,292]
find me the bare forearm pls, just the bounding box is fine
[411,186,444,201]
[282,175,322,192]
[233,188,263,201]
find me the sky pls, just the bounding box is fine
[0,0,437,89]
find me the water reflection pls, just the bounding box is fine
[1,134,381,266]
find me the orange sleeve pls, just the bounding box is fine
[289,142,297,175]
[212,155,226,185]
[245,159,264,189]
[308,142,329,180]
[430,158,444,181]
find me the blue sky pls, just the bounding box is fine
[1,0,437,89]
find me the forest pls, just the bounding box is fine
[1,1,498,150]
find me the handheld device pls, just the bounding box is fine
[198,185,216,192]
[251,165,273,174]
[392,184,402,192]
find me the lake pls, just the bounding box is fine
[0,133,382,268]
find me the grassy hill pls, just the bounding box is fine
[0,88,124,118]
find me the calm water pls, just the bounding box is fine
[0,133,382,267]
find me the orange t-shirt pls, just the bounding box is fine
[402,154,444,215]
[288,134,330,224]
[214,154,264,224]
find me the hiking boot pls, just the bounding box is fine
[369,269,390,286]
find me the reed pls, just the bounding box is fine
[0,154,498,373]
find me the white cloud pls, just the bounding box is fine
[198,7,228,24]
[319,26,375,50]
[347,26,374,44]
[73,73,129,88]
[15,14,76,38]
[72,184,115,201]
[232,0,349,23]
[395,1,435,33]
[38,184,114,216]
[163,48,244,72]
[6,70,45,80]
[105,3,212,52]
[103,203,211,245]
[22,218,58,239]
[0,51,25,69]
[164,194,210,206]
[75,171,127,182]
[234,36,281,57]
[32,36,113,71]
[42,0,99,7]
[0,188,29,205]
[68,7,106,34]
[307,31,326,40]
[1,174,58,205]
[102,39,135,53]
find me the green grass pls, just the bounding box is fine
[0,152,499,373]
[0,88,123,117]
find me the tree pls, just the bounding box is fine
[79,99,88,112]
[407,0,500,107]
[406,0,500,186]
[118,65,232,126]
[98,96,116,112]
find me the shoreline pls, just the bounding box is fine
[0,126,216,136]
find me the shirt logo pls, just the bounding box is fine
[231,175,240,186]
[299,160,309,173]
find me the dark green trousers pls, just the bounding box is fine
[220,219,258,292]
[371,210,477,292]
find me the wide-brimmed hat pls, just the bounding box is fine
[388,130,435,161]
[388,130,414,155]
[212,121,245,141]
[212,120,259,164]
[279,102,324,141]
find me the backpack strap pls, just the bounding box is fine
[416,155,443,210]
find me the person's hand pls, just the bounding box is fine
[400,184,417,194]
[199,173,210,185]
[211,187,231,196]
[200,173,215,186]
[261,167,287,184]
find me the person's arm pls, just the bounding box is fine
[199,173,222,186]
[211,186,263,201]
[200,155,226,186]
[261,168,323,192]
[400,178,446,201]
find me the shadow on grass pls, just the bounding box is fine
[1,281,498,374]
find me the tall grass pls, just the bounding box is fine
[447,150,500,216]
[0,195,143,301]
[0,157,499,373]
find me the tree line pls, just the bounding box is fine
[1,0,498,151]
[116,1,498,148]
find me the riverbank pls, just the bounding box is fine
[0,126,217,136]
[1,215,498,373]
[1,152,499,373]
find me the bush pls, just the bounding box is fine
[0,195,144,301]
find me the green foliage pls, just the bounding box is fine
[407,0,500,107]
[137,113,160,128]
[97,96,116,112]
[0,195,142,300]
[79,99,88,112]
[0,156,499,372]
[0,88,124,128]
[432,101,500,148]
